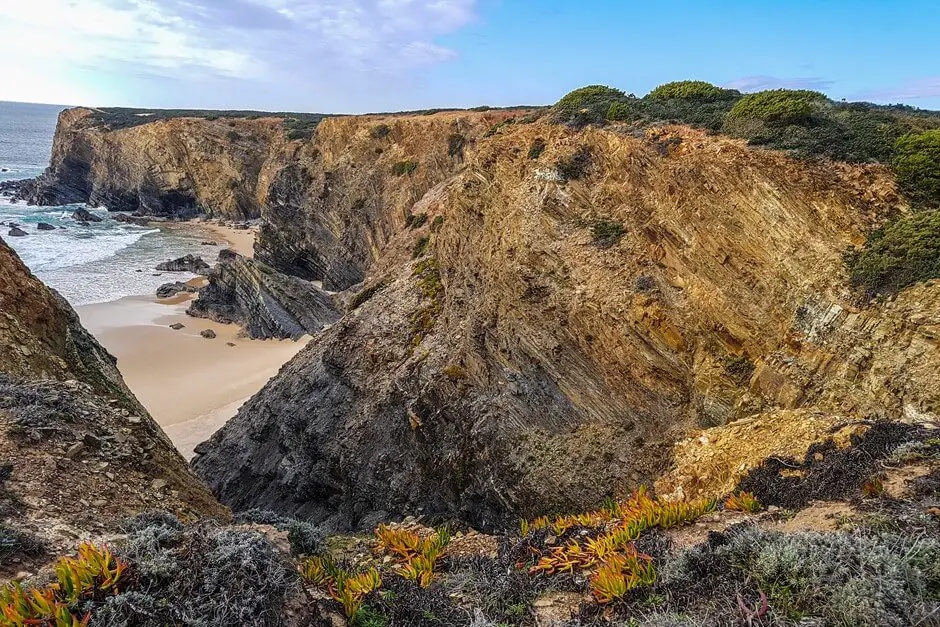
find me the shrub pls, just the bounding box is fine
[648,80,737,102]
[726,89,829,126]
[447,133,466,158]
[349,280,389,311]
[635,275,656,292]
[0,523,46,561]
[845,210,940,298]
[723,491,762,512]
[392,160,419,177]
[430,216,445,233]
[551,85,627,127]
[555,147,592,181]
[722,354,756,384]
[606,100,634,121]
[235,509,324,555]
[590,219,625,247]
[442,365,466,379]
[484,119,514,137]
[894,129,940,208]
[226,130,241,141]
[412,236,430,259]
[408,213,428,229]
[371,124,391,140]
[527,138,546,160]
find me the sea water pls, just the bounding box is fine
[0,101,222,305]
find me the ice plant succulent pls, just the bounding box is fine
[299,555,381,618]
[0,542,125,627]
[724,491,762,513]
[374,525,451,587]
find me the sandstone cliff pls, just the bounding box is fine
[0,236,226,573]
[28,108,294,218]
[191,117,938,531]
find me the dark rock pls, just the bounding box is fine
[201,241,217,246]
[187,252,339,340]
[72,208,103,223]
[7,226,27,237]
[200,329,217,339]
[232,223,250,230]
[169,323,185,330]
[155,254,210,274]
[113,213,151,226]
[36,222,56,231]
[156,281,198,299]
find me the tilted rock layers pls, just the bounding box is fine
[28,108,292,218]
[34,107,937,530]
[193,121,936,530]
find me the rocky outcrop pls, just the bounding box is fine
[156,281,198,298]
[156,254,210,273]
[187,250,339,340]
[7,226,26,237]
[27,108,295,219]
[71,208,102,223]
[0,236,227,562]
[192,122,934,530]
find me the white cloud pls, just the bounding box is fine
[724,76,834,93]
[0,0,478,109]
[855,77,940,103]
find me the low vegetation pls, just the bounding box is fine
[551,85,627,127]
[87,108,327,132]
[370,123,391,140]
[725,89,828,126]
[527,137,547,160]
[348,280,389,311]
[845,210,940,298]
[590,219,625,247]
[409,258,443,346]
[447,133,466,158]
[894,129,940,208]
[647,80,739,102]
[555,147,593,181]
[392,160,419,177]
[282,117,320,141]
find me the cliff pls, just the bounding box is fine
[193,118,937,530]
[28,108,295,218]
[0,236,227,573]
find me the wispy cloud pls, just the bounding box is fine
[855,77,940,102]
[724,75,835,93]
[0,0,478,108]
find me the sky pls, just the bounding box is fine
[1,0,939,113]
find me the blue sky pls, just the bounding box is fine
[1,0,938,112]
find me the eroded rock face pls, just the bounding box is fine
[192,123,935,531]
[187,251,339,340]
[0,236,227,560]
[27,108,294,219]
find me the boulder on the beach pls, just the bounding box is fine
[7,226,27,237]
[169,323,185,330]
[201,241,217,246]
[36,222,56,231]
[232,223,250,230]
[156,254,211,274]
[200,329,217,339]
[156,281,198,299]
[72,208,103,223]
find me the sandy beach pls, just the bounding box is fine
[76,221,303,459]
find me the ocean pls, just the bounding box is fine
[0,101,222,306]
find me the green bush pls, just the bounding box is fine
[430,216,445,233]
[726,89,829,126]
[590,219,625,247]
[349,281,389,311]
[555,147,592,181]
[412,236,430,259]
[392,160,419,176]
[551,85,627,127]
[895,129,940,208]
[225,130,241,142]
[648,80,737,102]
[371,124,391,140]
[846,210,940,298]
[527,138,546,160]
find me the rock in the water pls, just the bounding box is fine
[8,226,27,237]
[156,281,198,298]
[187,252,339,339]
[156,254,210,274]
[200,329,217,339]
[72,208,103,223]
[36,222,56,231]
[169,323,185,330]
